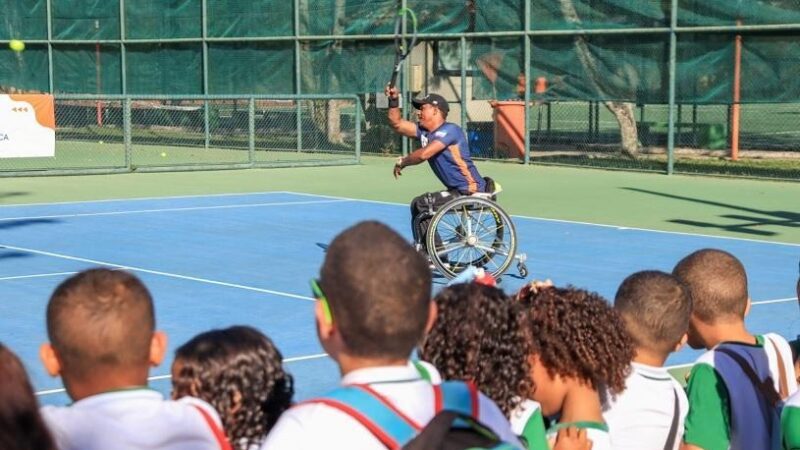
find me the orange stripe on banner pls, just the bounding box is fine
[9,94,56,130]
[449,145,478,193]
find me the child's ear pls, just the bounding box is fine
[149,331,168,367]
[424,300,438,334]
[674,333,688,352]
[744,297,752,317]
[39,343,62,377]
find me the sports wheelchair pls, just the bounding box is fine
[413,187,528,280]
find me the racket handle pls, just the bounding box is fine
[389,68,400,89]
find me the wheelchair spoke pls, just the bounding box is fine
[474,244,511,257]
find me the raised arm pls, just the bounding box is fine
[385,85,417,138]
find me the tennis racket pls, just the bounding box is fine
[388,7,418,89]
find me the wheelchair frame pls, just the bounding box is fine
[414,193,528,280]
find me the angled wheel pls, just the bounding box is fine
[426,196,517,279]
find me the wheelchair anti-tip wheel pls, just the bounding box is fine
[425,196,518,279]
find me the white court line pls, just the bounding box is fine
[0,190,303,209]
[0,199,349,222]
[0,244,315,302]
[752,297,798,306]
[36,352,329,396]
[286,191,800,248]
[0,271,78,281]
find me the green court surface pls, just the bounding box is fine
[1,155,798,244]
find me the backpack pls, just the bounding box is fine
[305,380,522,450]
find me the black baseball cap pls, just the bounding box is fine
[412,94,449,114]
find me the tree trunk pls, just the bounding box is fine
[558,0,640,158]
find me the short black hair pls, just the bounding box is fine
[321,221,431,359]
[614,270,692,355]
[172,326,293,447]
[46,268,155,378]
[673,248,748,323]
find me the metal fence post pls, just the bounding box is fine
[666,0,678,175]
[124,97,132,170]
[248,97,255,166]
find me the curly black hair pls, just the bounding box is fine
[516,284,634,396]
[419,283,532,415]
[172,326,294,449]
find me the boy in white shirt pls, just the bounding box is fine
[39,268,229,450]
[262,221,522,449]
[605,270,691,450]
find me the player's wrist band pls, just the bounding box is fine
[388,97,400,108]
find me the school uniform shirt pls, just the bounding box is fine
[546,422,612,450]
[782,390,800,450]
[684,333,797,450]
[508,398,549,450]
[260,362,522,450]
[602,362,688,450]
[40,388,228,450]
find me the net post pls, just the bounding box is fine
[248,97,255,165]
[124,97,132,170]
[730,19,742,161]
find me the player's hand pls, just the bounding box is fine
[553,427,593,450]
[385,84,399,99]
[393,157,403,179]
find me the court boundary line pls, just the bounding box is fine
[284,191,800,248]
[36,352,329,397]
[0,243,315,302]
[0,199,350,222]
[3,189,797,248]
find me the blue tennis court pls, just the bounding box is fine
[0,191,797,406]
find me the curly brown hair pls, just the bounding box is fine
[516,284,634,395]
[172,326,294,449]
[419,283,532,415]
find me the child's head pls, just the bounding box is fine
[614,270,692,362]
[318,221,432,361]
[40,268,165,398]
[0,343,57,450]
[172,326,293,448]
[516,284,634,416]
[419,282,532,415]
[672,249,749,348]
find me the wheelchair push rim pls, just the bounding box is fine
[425,196,517,279]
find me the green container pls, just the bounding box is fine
[698,123,727,150]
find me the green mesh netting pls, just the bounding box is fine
[208,43,295,94]
[0,0,47,40]
[125,0,201,39]
[52,0,119,40]
[126,44,202,95]
[53,45,122,94]
[207,0,293,37]
[300,40,394,94]
[0,45,48,92]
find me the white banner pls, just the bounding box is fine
[0,94,56,158]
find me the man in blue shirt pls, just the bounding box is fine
[385,86,490,251]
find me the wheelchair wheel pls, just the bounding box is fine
[426,196,517,279]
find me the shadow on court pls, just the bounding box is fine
[0,218,61,230]
[0,192,28,203]
[622,187,799,237]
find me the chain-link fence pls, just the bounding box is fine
[0,95,360,175]
[2,0,800,179]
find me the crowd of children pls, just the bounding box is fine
[0,221,798,449]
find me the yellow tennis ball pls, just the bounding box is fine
[9,40,25,53]
[161,152,167,157]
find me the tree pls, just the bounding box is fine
[558,0,641,158]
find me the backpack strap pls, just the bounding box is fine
[302,385,421,450]
[766,336,790,400]
[716,347,781,407]
[663,388,680,450]
[192,405,233,450]
[435,380,480,419]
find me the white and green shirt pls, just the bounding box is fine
[684,333,796,450]
[782,390,800,450]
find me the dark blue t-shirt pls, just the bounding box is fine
[416,122,486,194]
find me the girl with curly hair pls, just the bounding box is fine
[171,326,294,450]
[419,282,549,449]
[0,343,57,450]
[515,283,634,450]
